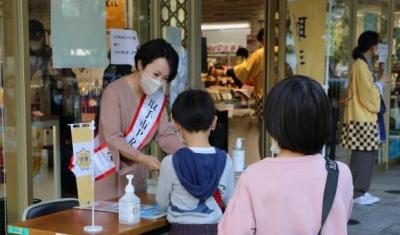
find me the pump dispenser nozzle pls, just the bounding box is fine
[233,137,245,172]
[125,174,134,193]
[235,138,244,150]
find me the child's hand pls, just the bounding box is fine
[137,154,161,170]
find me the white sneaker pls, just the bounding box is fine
[363,192,380,204]
[353,194,376,206]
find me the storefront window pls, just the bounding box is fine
[28,0,151,200]
[389,1,400,161]
[286,0,392,166]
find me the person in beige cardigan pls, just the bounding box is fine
[341,31,386,206]
[95,39,185,200]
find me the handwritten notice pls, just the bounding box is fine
[110,29,139,66]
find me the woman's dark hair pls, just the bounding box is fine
[236,47,249,59]
[172,90,216,132]
[134,39,179,83]
[352,31,379,60]
[257,28,265,42]
[265,76,331,155]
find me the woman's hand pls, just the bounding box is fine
[137,154,161,170]
[212,68,226,77]
[379,74,389,84]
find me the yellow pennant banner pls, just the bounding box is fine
[70,123,95,207]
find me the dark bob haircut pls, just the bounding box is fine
[172,89,216,132]
[352,31,379,60]
[265,76,331,155]
[134,39,179,83]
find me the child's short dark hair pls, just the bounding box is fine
[264,76,331,155]
[172,90,216,132]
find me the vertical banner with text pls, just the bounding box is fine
[288,0,327,84]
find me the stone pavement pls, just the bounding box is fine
[348,165,400,235]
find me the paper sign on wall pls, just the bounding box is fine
[378,43,388,64]
[166,27,182,48]
[110,29,139,66]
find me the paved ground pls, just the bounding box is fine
[348,165,400,235]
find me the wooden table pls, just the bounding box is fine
[8,193,169,235]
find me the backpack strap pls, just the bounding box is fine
[318,157,339,235]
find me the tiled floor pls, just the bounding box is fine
[348,166,400,235]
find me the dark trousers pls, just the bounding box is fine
[169,223,218,235]
[350,150,378,198]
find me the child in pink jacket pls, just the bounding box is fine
[218,76,353,235]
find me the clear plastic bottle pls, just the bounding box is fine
[232,138,245,172]
[119,175,141,225]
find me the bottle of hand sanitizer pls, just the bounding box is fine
[119,174,140,225]
[233,138,245,172]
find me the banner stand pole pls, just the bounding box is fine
[83,121,103,233]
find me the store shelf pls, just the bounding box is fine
[208,52,236,57]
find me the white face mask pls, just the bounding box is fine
[140,72,163,96]
[270,139,281,156]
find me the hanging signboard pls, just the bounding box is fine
[106,0,126,29]
[288,0,327,84]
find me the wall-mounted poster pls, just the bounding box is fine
[106,0,126,29]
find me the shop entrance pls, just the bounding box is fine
[200,0,266,165]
